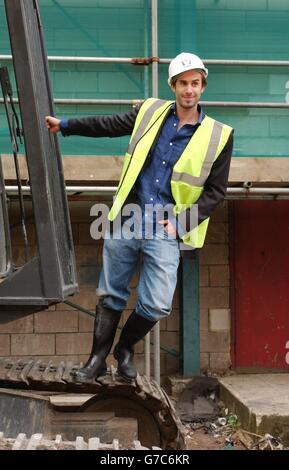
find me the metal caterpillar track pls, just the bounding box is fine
[0,358,186,450]
[0,432,161,450]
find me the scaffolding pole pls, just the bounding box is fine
[3,98,289,108]
[2,54,289,67]
[5,186,289,198]
[151,0,160,385]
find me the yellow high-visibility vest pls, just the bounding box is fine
[108,98,232,248]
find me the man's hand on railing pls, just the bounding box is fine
[45,116,61,133]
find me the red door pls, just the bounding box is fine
[230,200,289,370]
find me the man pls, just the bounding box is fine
[46,52,233,382]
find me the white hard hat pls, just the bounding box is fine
[168,52,208,85]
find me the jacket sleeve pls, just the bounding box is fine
[183,130,234,232]
[65,107,139,138]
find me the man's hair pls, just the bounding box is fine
[170,69,207,87]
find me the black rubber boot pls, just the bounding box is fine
[113,311,157,381]
[72,304,122,382]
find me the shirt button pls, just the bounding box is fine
[150,197,153,201]
[173,123,177,127]
[162,161,166,165]
[156,179,159,183]
[169,142,173,146]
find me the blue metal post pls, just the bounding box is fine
[180,255,200,376]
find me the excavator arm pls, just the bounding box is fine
[0,0,78,314]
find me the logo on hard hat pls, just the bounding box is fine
[181,58,192,68]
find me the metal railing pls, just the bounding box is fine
[2,54,289,67]
[4,185,289,198]
[2,97,289,108]
[1,54,289,110]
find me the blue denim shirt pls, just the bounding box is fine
[134,103,204,236]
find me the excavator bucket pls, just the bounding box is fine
[0,0,78,313]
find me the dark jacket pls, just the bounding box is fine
[66,105,233,236]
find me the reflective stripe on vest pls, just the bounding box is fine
[127,99,168,156]
[172,119,224,187]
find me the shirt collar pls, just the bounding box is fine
[171,102,204,125]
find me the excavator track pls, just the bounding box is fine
[0,358,186,450]
[0,432,160,450]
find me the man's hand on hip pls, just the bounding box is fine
[158,219,177,236]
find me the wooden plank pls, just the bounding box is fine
[63,155,123,183]
[229,157,289,184]
[49,394,94,407]
[2,154,289,185]
[1,154,123,184]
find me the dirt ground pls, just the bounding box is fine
[185,427,246,450]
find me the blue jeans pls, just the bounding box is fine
[96,230,180,322]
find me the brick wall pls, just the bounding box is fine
[0,199,231,377]
[199,201,231,374]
